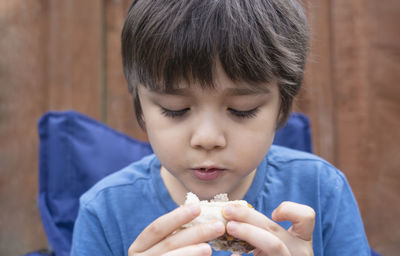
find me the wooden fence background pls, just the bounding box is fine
[0,0,399,255]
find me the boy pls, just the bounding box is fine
[71,0,370,255]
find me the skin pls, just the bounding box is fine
[128,63,315,255]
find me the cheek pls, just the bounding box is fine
[234,130,275,161]
[144,118,186,162]
[139,95,189,165]
[231,116,277,166]
[147,131,183,173]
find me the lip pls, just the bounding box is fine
[191,166,226,181]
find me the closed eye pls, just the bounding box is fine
[160,107,190,118]
[228,107,259,118]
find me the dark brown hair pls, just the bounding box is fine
[121,0,309,128]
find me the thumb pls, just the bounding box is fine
[271,201,315,241]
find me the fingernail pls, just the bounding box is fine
[211,221,225,233]
[198,243,211,255]
[223,205,234,217]
[187,204,200,216]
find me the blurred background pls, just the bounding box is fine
[0,0,399,255]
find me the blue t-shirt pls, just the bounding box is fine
[71,145,370,255]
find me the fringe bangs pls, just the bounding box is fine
[122,0,308,92]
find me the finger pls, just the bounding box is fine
[226,221,291,255]
[223,204,285,235]
[148,221,225,255]
[161,243,212,256]
[271,201,315,241]
[130,204,201,253]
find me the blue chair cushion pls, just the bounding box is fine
[37,110,311,256]
[38,111,153,256]
[273,113,312,153]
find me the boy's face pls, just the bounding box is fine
[138,63,281,201]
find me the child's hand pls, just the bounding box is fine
[223,201,315,256]
[128,204,225,256]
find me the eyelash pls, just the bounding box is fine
[160,107,260,119]
[161,107,190,118]
[228,107,260,119]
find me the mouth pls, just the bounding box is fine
[191,167,225,181]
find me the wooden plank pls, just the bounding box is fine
[0,1,104,255]
[363,1,400,254]
[331,0,372,210]
[105,0,148,141]
[297,0,336,163]
[331,0,400,253]
[0,0,48,254]
[331,2,377,249]
[47,0,103,118]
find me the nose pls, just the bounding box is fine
[190,115,227,151]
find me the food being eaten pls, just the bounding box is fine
[182,192,255,254]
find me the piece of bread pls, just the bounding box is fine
[182,192,255,254]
